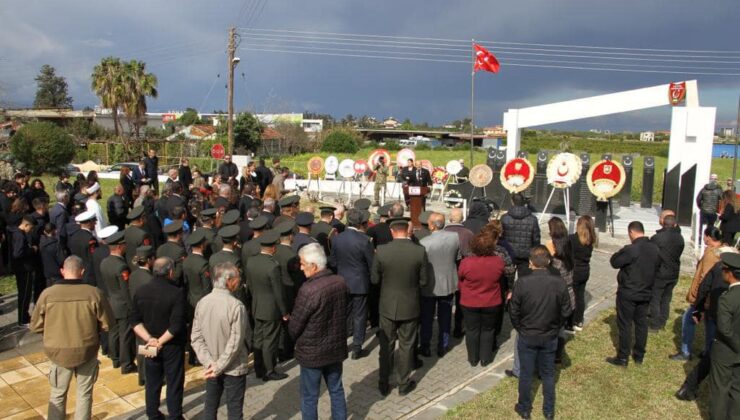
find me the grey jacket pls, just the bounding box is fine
[420,230,460,297]
[191,288,248,377]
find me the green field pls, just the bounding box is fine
[278,148,731,204]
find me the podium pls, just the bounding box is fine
[404,185,430,227]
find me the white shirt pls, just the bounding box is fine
[86,198,107,238]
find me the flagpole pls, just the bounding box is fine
[470,39,475,167]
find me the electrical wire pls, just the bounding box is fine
[199,73,222,112]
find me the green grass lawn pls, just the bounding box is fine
[445,278,708,419]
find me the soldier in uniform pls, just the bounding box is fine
[274,195,299,227]
[242,215,269,265]
[247,230,289,381]
[183,229,212,366]
[68,210,99,286]
[273,221,304,360]
[92,226,120,354]
[709,253,740,418]
[330,205,346,234]
[156,220,187,287]
[100,230,137,374]
[310,206,336,256]
[210,225,245,303]
[124,206,152,268]
[373,155,389,206]
[128,245,154,386]
[371,217,428,397]
[293,212,318,253]
[354,198,371,212]
[198,207,220,257]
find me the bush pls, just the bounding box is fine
[384,140,401,151]
[11,122,76,173]
[414,143,431,151]
[320,128,361,154]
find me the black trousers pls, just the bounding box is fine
[378,316,417,387]
[14,267,34,325]
[109,317,136,369]
[685,351,711,395]
[253,319,281,375]
[144,344,185,419]
[347,294,368,352]
[368,284,381,328]
[616,296,649,361]
[649,278,677,329]
[453,291,464,334]
[462,305,503,365]
[573,281,587,325]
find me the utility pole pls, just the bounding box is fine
[227,26,236,155]
[733,95,740,191]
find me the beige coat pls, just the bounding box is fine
[687,245,721,304]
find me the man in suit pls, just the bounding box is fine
[144,149,159,194]
[607,221,660,367]
[371,217,428,396]
[255,158,274,198]
[329,209,374,359]
[412,159,432,188]
[419,213,460,358]
[49,190,70,237]
[246,230,289,381]
[217,155,239,185]
[709,252,740,418]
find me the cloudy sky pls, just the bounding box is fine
[1,0,739,131]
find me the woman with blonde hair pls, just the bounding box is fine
[569,216,596,331]
[719,189,740,245]
[262,184,279,201]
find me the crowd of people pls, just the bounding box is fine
[2,153,739,419]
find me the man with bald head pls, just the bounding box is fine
[649,209,684,330]
[419,212,460,357]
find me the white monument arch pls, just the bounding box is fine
[503,80,716,242]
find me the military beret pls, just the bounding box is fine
[221,209,240,225]
[296,212,315,226]
[135,245,154,259]
[186,229,207,246]
[319,206,336,215]
[127,206,145,220]
[258,230,280,246]
[249,215,269,230]
[278,195,300,207]
[219,225,241,241]
[354,198,371,211]
[74,210,96,223]
[98,225,119,240]
[721,252,740,271]
[201,208,217,218]
[275,221,296,236]
[106,230,126,245]
[378,204,392,217]
[419,211,433,225]
[163,220,184,234]
[387,217,411,227]
[74,193,88,204]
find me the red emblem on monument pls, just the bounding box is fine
[500,158,535,193]
[587,159,626,201]
[669,82,686,105]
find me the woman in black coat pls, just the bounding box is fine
[719,190,740,245]
[569,216,596,331]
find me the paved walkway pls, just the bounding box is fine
[0,216,697,419]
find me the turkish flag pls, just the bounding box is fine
[474,44,500,73]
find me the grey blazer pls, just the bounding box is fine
[420,230,460,297]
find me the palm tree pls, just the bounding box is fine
[121,60,158,138]
[91,57,124,136]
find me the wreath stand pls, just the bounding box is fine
[338,178,353,204]
[539,187,571,231]
[307,172,322,200]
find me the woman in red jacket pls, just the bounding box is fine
[458,227,506,367]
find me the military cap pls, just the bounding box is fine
[319,206,336,215]
[135,245,154,259]
[296,212,315,226]
[186,229,207,246]
[163,220,184,234]
[249,215,269,230]
[74,193,87,204]
[278,195,300,207]
[219,225,240,241]
[720,252,740,271]
[201,208,217,218]
[275,221,296,236]
[127,206,145,220]
[378,204,392,217]
[360,210,371,224]
[221,209,240,225]
[106,230,126,245]
[354,198,371,211]
[98,225,119,240]
[387,216,411,227]
[258,230,280,246]
[74,210,96,223]
[419,211,433,225]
